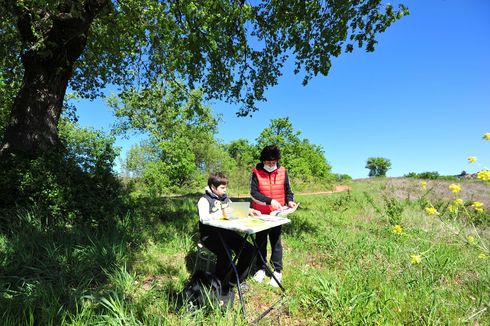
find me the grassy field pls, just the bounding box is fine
[1,178,489,325]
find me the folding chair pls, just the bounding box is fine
[193,240,216,274]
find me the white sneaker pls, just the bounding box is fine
[253,269,266,283]
[269,271,282,288]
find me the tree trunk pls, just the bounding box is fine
[0,53,72,156]
[0,0,110,158]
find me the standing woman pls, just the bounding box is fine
[250,145,296,287]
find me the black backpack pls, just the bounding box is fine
[178,270,234,313]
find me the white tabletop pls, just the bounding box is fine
[202,215,290,235]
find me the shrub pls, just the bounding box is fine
[0,121,124,228]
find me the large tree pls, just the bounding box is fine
[0,0,408,158]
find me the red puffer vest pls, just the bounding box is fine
[251,166,286,214]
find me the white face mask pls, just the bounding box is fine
[263,164,277,173]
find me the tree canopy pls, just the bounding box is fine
[114,82,235,195]
[0,0,408,156]
[256,117,332,180]
[122,115,334,195]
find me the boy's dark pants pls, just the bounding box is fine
[199,223,255,289]
[255,225,283,273]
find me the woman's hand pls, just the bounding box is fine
[288,201,297,208]
[270,199,282,210]
[249,208,262,216]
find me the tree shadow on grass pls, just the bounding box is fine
[282,215,318,238]
[0,195,204,323]
[2,193,317,323]
[131,195,199,226]
[0,213,143,324]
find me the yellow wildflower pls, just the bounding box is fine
[467,156,477,163]
[420,181,427,190]
[448,184,461,193]
[392,224,403,235]
[472,202,484,213]
[425,207,439,216]
[472,202,483,208]
[483,133,490,141]
[410,254,422,265]
[467,235,476,244]
[477,170,490,181]
[478,253,487,259]
[453,198,463,206]
[447,204,456,213]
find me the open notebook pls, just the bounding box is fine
[269,203,300,217]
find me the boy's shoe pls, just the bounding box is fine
[268,271,282,288]
[252,269,266,283]
[219,288,235,308]
[238,282,250,293]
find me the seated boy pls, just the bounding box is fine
[197,172,260,293]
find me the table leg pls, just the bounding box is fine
[247,235,286,323]
[217,231,247,318]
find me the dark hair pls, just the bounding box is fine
[260,145,281,162]
[208,172,228,188]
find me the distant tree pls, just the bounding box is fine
[114,82,234,194]
[366,157,391,177]
[224,139,256,193]
[0,0,408,158]
[225,139,256,169]
[256,117,332,181]
[255,117,301,163]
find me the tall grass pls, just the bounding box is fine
[1,178,488,324]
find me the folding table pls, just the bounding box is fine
[202,215,290,322]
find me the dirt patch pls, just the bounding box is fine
[298,185,351,196]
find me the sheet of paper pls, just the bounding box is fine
[203,215,290,234]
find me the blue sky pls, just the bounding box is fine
[76,0,490,179]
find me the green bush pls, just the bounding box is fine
[405,171,440,179]
[335,174,352,182]
[0,121,124,228]
[405,171,458,181]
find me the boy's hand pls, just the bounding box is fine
[249,209,262,216]
[222,207,233,219]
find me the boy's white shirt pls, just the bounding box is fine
[198,197,226,222]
